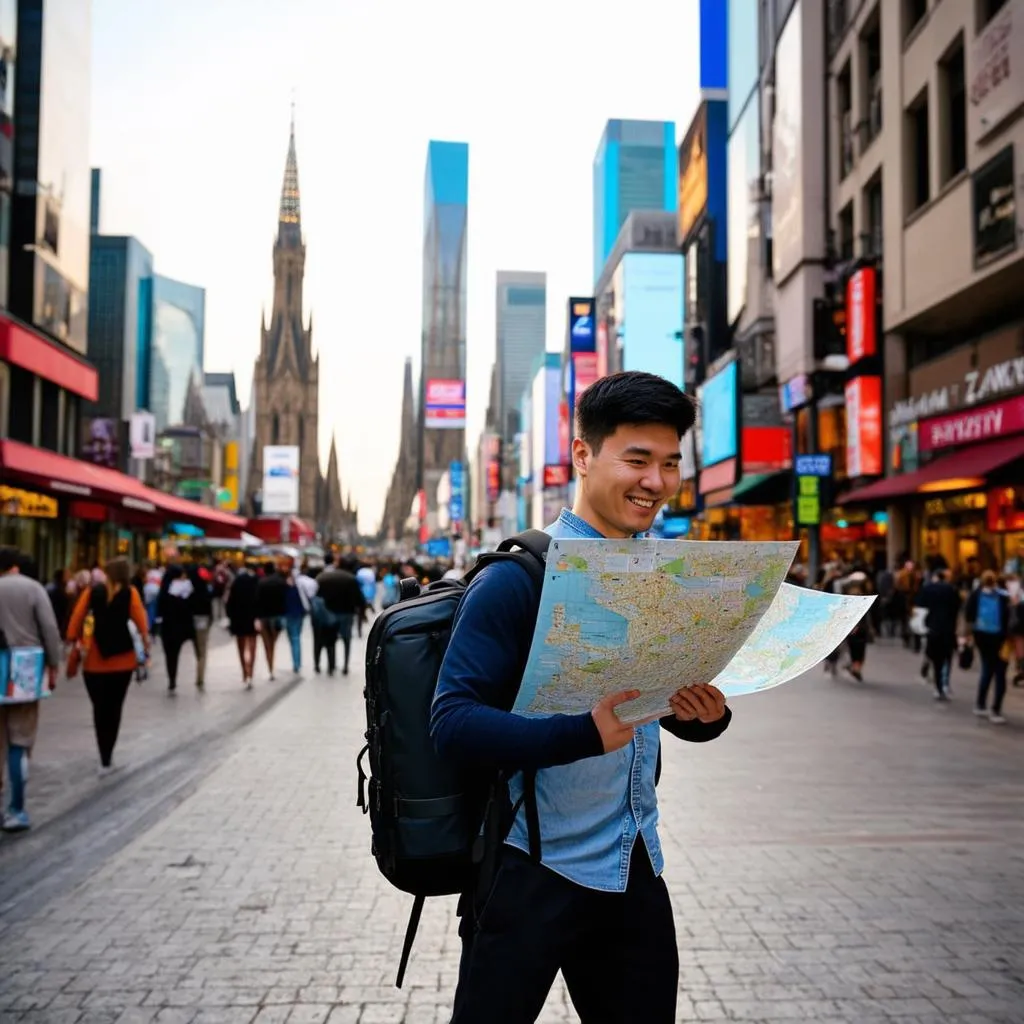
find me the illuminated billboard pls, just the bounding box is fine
[620,252,684,388]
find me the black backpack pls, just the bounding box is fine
[356,529,551,987]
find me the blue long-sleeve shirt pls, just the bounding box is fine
[429,514,732,774]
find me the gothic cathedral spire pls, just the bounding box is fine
[279,105,301,242]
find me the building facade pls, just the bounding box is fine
[495,270,545,442]
[419,140,468,526]
[380,356,418,543]
[593,119,677,286]
[248,118,321,524]
[87,234,154,422]
[832,0,1024,574]
[150,273,205,431]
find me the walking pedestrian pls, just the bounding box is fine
[225,564,259,688]
[313,559,365,676]
[914,569,962,702]
[157,564,195,694]
[283,560,310,675]
[255,561,288,680]
[187,564,213,690]
[430,372,730,1023]
[66,558,150,775]
[966,570,1012,724]
[0,547,62,831]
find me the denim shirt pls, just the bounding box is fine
[505,508,663,892]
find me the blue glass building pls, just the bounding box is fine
[420,140,468,478]
[87,234,154,420]
[593,119,677,286]
[151,274,205,431]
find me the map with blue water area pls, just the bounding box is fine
[511,538,800,724]
[711,583,876,697]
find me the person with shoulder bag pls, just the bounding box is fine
[66,558,150,774]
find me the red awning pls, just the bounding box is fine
[0,439,247,536]
[245,516,316,544]
[842,434,1024,504]
[0,314,99,401]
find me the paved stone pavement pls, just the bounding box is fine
[0,620,307,841]
[0,630,1023,1023]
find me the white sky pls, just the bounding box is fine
[90,0,700,532]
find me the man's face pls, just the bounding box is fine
[573,423,682,538]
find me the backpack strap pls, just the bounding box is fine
[466,530,552,588]
[395,894,424,989]
[522,769,541,862]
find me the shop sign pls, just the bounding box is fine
[845,376,883,477]
[0,485,58,519]
[972,145,1017,267]
[542,464,570,488]
[699,456,737,495]
[889,353,1024,427]
[969,0,1024,144]
[794,453,832,477]
[796,475,821,526]
[988,486,1024,532]
[846,266,878,363]
[918,394,1024,452]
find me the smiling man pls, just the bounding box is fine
[431,371,732,1023]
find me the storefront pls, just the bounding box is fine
[0,438,247,576]
[844,330,1024,572]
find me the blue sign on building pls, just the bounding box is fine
[795,454,833,477]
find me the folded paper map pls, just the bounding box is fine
[511,538,799,724]
[711,583,876,697]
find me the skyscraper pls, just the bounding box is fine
[593,119,677,286]
[150,273,205,431]
[419,140,468,515]
[495,271,545,442]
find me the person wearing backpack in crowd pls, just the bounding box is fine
[0,547,62,831]
[66,558,149,774]
[430,371,731,1024]
[966,569,1012,724]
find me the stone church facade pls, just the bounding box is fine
[248,118,356,541]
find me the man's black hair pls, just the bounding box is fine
[0,546,19,573]
[575,371,696,452]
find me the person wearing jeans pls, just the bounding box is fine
[284,571,307,674]
[187,565,213,690]
[914,569,962,702]
[67,557,150,774]
[966,571,1011,724]
[0,547,63,832]
[312,561,365,677]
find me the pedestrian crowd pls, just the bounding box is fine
[787,550,1024,723]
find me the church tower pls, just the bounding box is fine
[249,113,321,521]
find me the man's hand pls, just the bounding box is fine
[591,689,646,753]
[668,683,727,723]
[46,666,57,692]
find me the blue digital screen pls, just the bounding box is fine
[700,360,738,467]
[621,252,684,387]
[794,454,832,477]
[569,297,595,353]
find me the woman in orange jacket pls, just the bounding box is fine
[67,557,150,774]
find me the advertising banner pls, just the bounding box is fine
[572,352,600,396]
[771,0,805,283]
[449,460,465,525]
[972,145,1017,267]
[620,252,685,388]
[846,266,877,363]
[845,376,882,477]
[678,103,708,246]
[129,412,156,460]
[568,298,595,353]
[262,445,300,515]
[82,418,120,469]
[425,379,466,429]
[543,464,570,488]
[697,359,738,468]
[918,394,1024,452]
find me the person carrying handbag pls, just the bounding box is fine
[66,558,150,774]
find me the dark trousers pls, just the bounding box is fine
[452,845,678,1023]
[926,634,954,696]
[163,634,188,688]
[83,671,132,767]
[317,625,338,673]
[975,634,1008,713]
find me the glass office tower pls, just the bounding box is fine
[593,119,677,286]
[151,273,205,430]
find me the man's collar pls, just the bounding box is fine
[558,507,646,540]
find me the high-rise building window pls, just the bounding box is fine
[39,381,59,451]
[860,10,883,150]
[905,90,931,213]
[838,202,855,262]
[939,37,967,185]
[7,366,33,444]
[838,61,854,179]
[903,0,927,41]
[862,175,883,260]
[978,0,1009,30]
